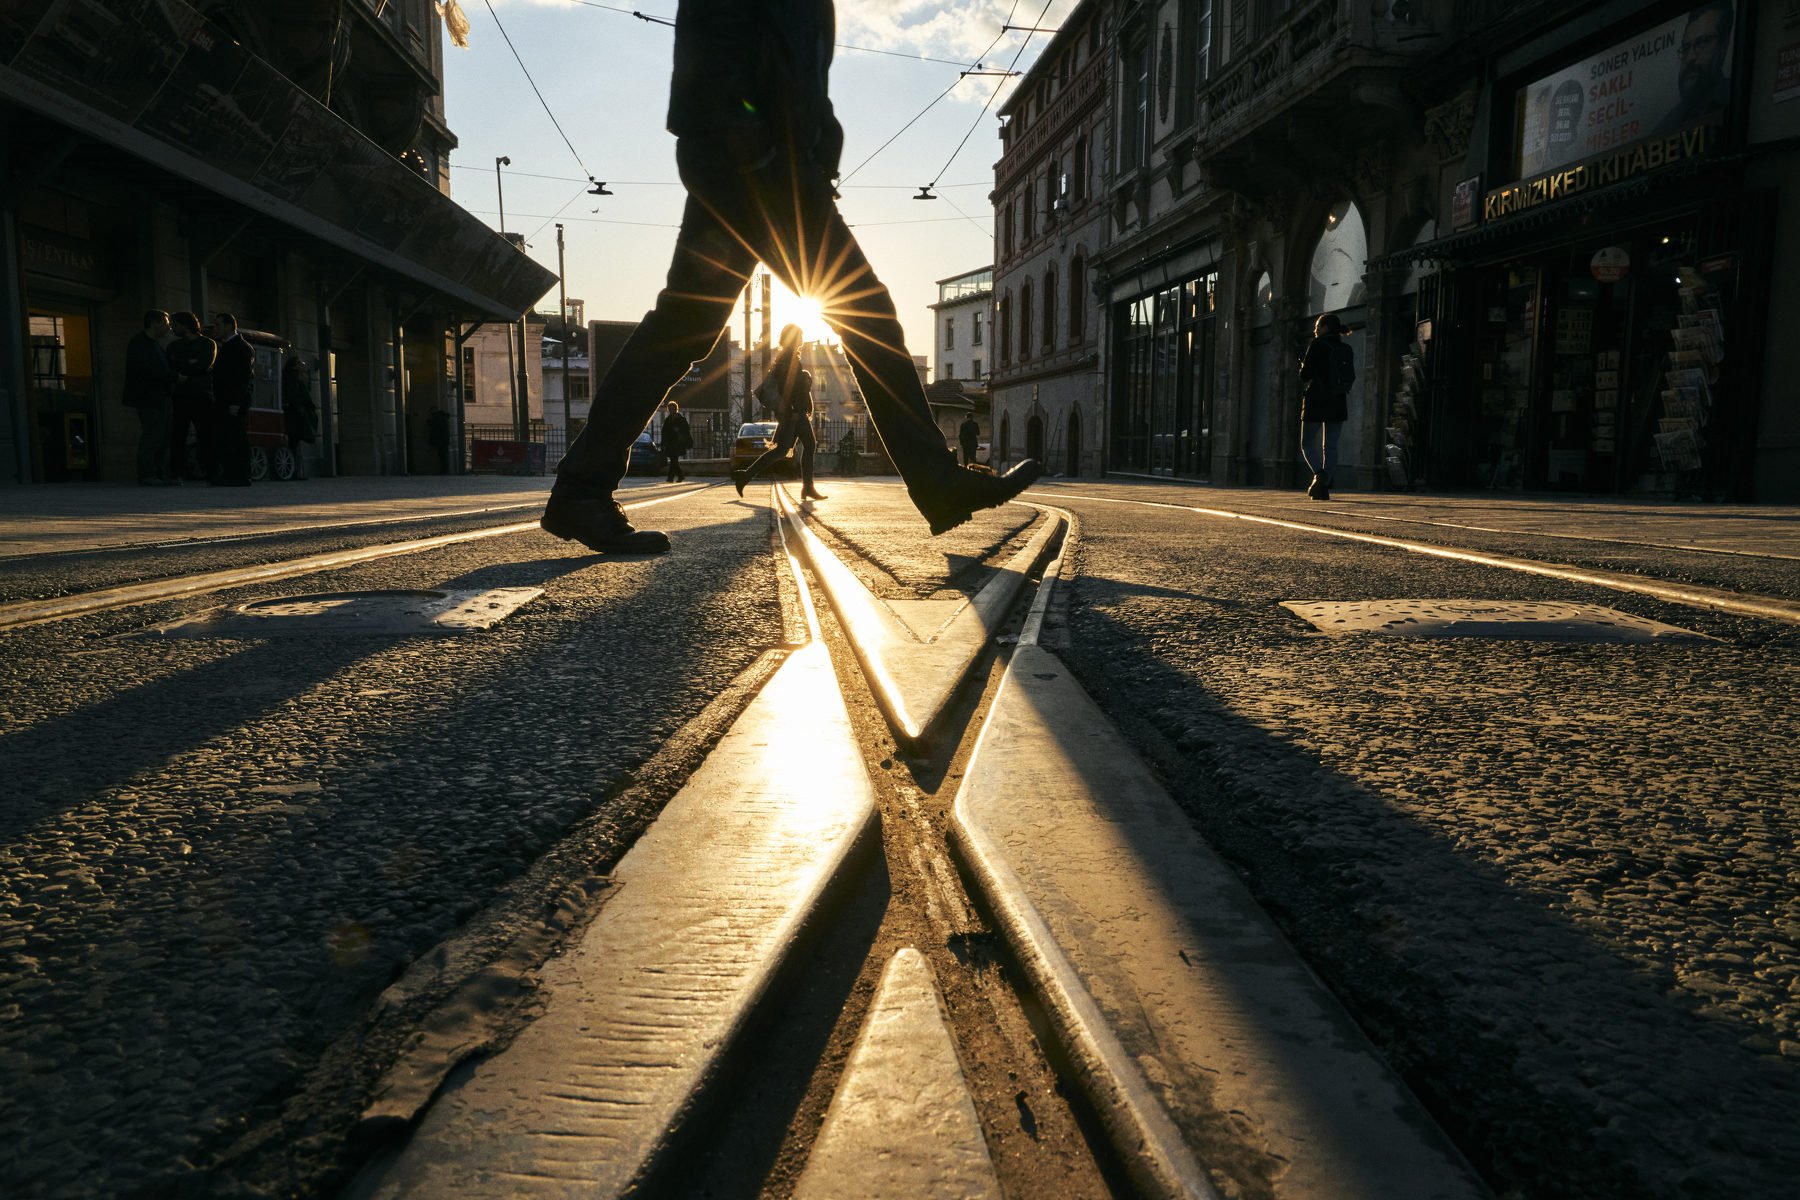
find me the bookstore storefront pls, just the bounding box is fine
[1401,0,1771,497]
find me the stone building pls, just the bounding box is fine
[1,0,553,484]
[989,3,1112,478]
[994,0,1798,500]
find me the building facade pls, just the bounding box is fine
[989,4,1112,478]
[991,0,1797,500]
[1,0,554,485]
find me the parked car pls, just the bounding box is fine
[627,431,662,475]
[730,422,789,475]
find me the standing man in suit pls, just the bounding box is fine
[123,309,176,485]
[212,312,255,487]
[165,311,217,481]
[539,0,1040,553]
[959,413,981,468]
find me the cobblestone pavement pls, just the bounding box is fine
[0,491,778,1196]
[1047,491,1799,1200]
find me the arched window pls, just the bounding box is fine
[1003,205,1014,260]
[1307,200,1369,316]
[1023,188,1034,242]
[1069,255,1086,341]
[1042,268,1058,352]
[998,293,1012,365]
[1019,281,1034,359]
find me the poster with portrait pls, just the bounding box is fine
[1516,2,1736,178]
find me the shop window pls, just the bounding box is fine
[1110,271,1218,480]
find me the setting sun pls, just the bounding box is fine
[771,279,839,346]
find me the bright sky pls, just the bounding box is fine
[442,0,1080,359]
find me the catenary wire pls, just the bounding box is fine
[924,0,1055,191]
[481,0,604,186]
[568,1,983,66]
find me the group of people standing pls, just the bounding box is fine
[121,309,318,486]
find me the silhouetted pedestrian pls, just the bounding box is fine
[538,0,1039,553]
[1298,312,1352,501]
[212,313,254,486]
[428,408,453,474]
[959,413,980,467]
[733,325,824,500]
[123,309,176,485]
[660,400,692,482]
[165,311,216,481]
[282,356,318,479]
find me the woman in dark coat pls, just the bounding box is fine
[1297,312,1351,500]
[733,324,826,500]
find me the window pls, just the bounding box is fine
[999,294,1012,365]
[1197,0,1213,82]
[1042,268,1057,352]
[1019,281,1033,358]
[569,375,591,402]
[945,361,956,380]
[973,311,984,345]
[971,358,982,378]
[1069,255,1086,341]
[945,316,956,350]
[1124,35,1150,169]
[1003,204,1015,259]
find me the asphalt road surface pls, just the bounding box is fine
[2,477,1795,1199]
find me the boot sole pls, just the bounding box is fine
[540,514,672,554]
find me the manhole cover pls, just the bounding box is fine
[1279,599,1714,643]
[142,588,543,638]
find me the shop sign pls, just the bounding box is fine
[1450,176,1481,231]
[18,227,111,290]
[1483,124,1712,221]
[1777,42,1800,103]
[1590,246,1631,283]
[1513,2,1735,178]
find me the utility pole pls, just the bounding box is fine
[556,223,570,439]
[742,284,753,428]
[495,155,522,441]
[759,272,772,387]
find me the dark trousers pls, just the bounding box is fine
[170,395,213,479]
[742,414,816,491]
[665,451,686,482]
[215,403,251,484]
[135,401,171,482]
[962,443,979,467]
[555,142,949,505]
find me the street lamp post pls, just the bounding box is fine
[496,155,523,441]
[556,223,570,442]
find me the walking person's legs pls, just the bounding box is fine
[718,153,1038,532]
[734,420,799,495]
[797,418,824,498]
[543,195,758,551]
[137,402,171,483]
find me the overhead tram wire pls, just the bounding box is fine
[453,163,990,190]
[567,1,983,67]
[480,0,613,198]
[915,0,1057,201]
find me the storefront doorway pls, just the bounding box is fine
[27,304,97,482]
[1110,270,1217,477]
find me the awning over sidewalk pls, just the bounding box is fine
[0,0,556,320]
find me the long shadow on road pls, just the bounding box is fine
[1055,597,1800,1200]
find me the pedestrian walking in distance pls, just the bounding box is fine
[539,0,1040,553]
[212,313,254,487]
[733,324,825,500]
[959,412,981,467]
[1298,312,1353,501]
[281,356,318,479]
[165,311,217,482]
[123,309,176,485]
[660,400,692,482]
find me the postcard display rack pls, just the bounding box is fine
[1653,275,1723,477]
[1385,340,1426,489]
